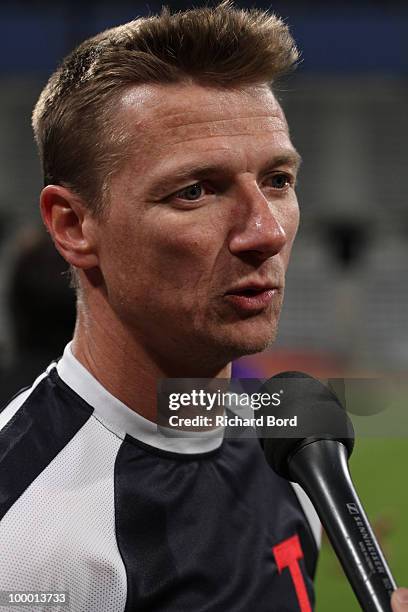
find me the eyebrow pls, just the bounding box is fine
[148,150,302,197]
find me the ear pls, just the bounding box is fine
[40,185,99,270]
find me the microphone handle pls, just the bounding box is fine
[288,439,397,611]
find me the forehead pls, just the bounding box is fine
[116,83,292,162]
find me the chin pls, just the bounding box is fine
[229,337,276,359]
[214,324,279,361]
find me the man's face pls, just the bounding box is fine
[94,82,300,371]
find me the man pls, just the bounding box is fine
[0,3,404,611]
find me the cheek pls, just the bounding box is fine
[281,198,300,265]
[288,201,300,242]
[148,207,223,271]
[106,214,220,295]
[155,231,209,266]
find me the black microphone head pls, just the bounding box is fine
[258,371,354,479]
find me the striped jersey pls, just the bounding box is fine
[0,344,320,611]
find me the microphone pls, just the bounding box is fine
[258,371,397,612]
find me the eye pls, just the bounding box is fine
[165,181,215,209]
[268,173,292,190]
[175,183,205,201]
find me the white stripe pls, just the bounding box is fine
[57,342,224,455]
[0,417,127,612]
[291,482,322,549]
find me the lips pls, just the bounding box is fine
[224,282,281,313]
[225,279,281,295]
[227,286,273,296]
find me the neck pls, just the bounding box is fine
[71,301,231,424]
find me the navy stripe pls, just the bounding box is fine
[0,368,93,520]
[115,435,179,612]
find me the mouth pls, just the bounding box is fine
[224,284,281,313]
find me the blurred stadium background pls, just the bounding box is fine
[0,1,407,609]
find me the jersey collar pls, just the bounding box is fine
[56,342,224,455]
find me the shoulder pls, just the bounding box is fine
[0,366,98,520]
[0,367,52,432]
[0,366,127,606]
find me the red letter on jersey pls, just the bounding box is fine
[272,534,312,612]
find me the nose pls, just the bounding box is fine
[228,184,288,261]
